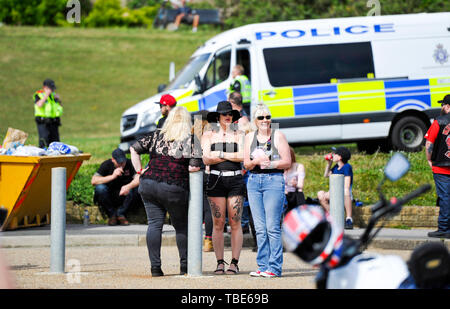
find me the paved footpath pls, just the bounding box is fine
[1,224,448,250]
[0,224,448,292]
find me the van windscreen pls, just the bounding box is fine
[263,42,374,87]
[166,53,211,90]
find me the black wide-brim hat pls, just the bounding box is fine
[207,101,241,123]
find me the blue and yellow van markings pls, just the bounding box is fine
[201,89,227,110]
[293,84,338,116]
[260,77,450,119]
[385,79,431,110]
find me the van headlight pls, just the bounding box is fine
[140,110,160,128]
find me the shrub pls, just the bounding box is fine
[215,0,450,29]
[127,0,160,9]
[67,163,98,205]
[0,0,92,26]
[83,0,157,28]
[0,0,65,26]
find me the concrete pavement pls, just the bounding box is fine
[1,224,449,291]
[1,223,449,250]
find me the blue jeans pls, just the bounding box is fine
[94,184,136,218]
[247,173,285,276]
[434,173,450,232]
[241,172,250,228]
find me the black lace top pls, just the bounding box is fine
[131,130,202,190]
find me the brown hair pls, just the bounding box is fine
[289,147,297,163]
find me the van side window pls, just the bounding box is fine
[263,42,374,87]
[237,49,251,81]
[204,49,231,90]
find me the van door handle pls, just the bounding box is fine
[264,90,277,96]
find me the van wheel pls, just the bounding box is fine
[390,116,427,152]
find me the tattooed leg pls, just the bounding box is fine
[208,197,226,261]
[229,195,243,222]
[227,195,243,262]
[208,197,222,219]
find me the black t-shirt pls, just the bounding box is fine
[96,159,135,191]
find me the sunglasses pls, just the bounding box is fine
[220,112,234,117]
[257,115,272,120]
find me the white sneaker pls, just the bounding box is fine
[192,27,198,33]
[249,270,262,277]
[260,271,278,278]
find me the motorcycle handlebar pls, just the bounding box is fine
[360,183,431,251]
[390,184,431,209]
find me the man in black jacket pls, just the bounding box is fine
[91,148,138,225]
[425,95,450,239]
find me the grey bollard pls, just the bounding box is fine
[187,171,203,276]
[329,174,345,231]
[50,167,66,273]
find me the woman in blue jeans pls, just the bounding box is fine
[244,104,291,278]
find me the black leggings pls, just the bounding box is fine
[139,178,189,269]
[203,193,213,238]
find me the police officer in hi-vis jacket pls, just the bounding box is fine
[229,65,251,106]
[34,79,63,148]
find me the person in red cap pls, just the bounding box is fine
[155,94,177,129]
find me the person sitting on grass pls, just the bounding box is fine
[317,146,354,230]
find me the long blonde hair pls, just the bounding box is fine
[160,106,192,142]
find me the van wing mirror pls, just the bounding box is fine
[194,74,205,93]
[157,84,166,93]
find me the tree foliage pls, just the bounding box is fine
[215,0,450,29]
[0,0,449,28]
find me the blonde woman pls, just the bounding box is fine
[192,110,214,252]
[130,106,201,277]
[244,103,291,278]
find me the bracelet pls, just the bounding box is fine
[136,169,143,175]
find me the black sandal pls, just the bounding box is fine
[214,259,227,275]
[226,258,239,275]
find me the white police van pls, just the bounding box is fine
[119,12,450,153]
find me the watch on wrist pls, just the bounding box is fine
[219,151,224,159]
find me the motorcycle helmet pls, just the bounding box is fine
[283,205,344,268]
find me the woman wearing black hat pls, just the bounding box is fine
[202,101,245,275]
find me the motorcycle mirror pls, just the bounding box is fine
[384,153,410,182]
